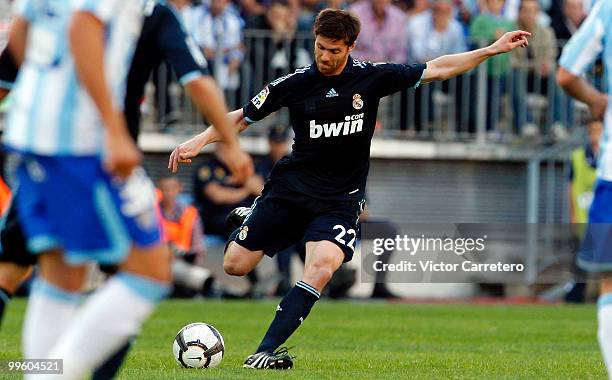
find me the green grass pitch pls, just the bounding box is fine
[0,299,606,379]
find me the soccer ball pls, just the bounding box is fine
[172,323,225,368]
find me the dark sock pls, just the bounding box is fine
[256,281,320,353]
[0,287,12,328]
[91,340,133,380]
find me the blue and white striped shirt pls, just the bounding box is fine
[4,0,144,156]
[560,0,612,181]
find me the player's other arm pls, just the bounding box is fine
[557,69,608,120]
[69,11,141,178]
[168,108,249,173]
[422,30,530,83]
[7,16,29,66]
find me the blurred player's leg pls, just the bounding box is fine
[91,340,134,380]
[0,263,31,327]
[599,279,612,376]
[255,241,342,354]
[22,250,86,360]
[45,244,171,380]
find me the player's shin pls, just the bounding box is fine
[598,292,612,377]
[22,278,83,359]
[255,280,320,353]
[43,271,170,380]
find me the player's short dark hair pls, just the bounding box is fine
[313,9,361,47]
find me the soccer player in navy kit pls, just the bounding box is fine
[171,9,530,369]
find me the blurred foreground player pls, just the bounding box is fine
[556,1,612,376]
[0,1,250,379]
[1,1,250,379]
[174,8,530,370]
[5,1,171,378]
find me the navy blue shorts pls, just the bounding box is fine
[230,181,364,262]
[577,179,612,272]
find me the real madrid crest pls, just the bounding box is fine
[352,94,363,110]
[238,226,249,240]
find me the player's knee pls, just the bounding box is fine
[121,244,172,284]
[223,256,250,276]
[303,261,335,289]
[0,263,32,294]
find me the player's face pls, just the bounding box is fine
[314,36,354,76]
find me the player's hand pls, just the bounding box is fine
[216,141,254,185]
[104,113,142,178]
[589,93,608,121]
[489,30,531,55]
[168,134,207,173]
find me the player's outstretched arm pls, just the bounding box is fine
[422,30,530,83]
[69,11,141,178]
[557,68,608,120]
[182,77,253,183]
[168,108,250,173]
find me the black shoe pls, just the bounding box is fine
[225,207,251,231]
[371,283,399,299]
[243,347,294,369]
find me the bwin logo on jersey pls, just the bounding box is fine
[309,113,364,138]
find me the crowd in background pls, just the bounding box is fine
[143,0,600,140]
[0,0,602,137]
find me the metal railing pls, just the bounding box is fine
[524,135,581,285]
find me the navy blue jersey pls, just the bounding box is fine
[125,1,209,139]
[0,48,17,91]
[243,57,426,201]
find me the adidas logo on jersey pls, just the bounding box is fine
[326,88,339,98]
[309,113,364,138]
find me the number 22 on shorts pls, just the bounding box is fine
[333,225,356,251]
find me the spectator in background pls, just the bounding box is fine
[193,153,263,297]
[511,0,556,137]
[470,0,516,133]
[407,0,467,63]
[158,175,214,297]
[406,0,468,131]
[247,0,311,84]
[549,0,585,134]
[297,0,326,31]
[192,0,244,107]
[350,0,408,63]
[406,0,430,20]
[550,0,586,45]
[569,119,602,236]
[326,0,348,10]
[193,154,263,239]
[256,125,292,179]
